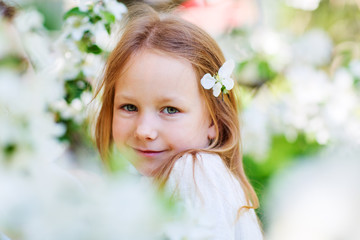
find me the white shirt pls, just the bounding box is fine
[166,153,263,240]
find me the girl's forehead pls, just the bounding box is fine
[123,48,195,73]
[119,49,196,84]
[114,49,206,104]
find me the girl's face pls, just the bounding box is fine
[112,49,215,176]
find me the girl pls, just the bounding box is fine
[94,4,263,239]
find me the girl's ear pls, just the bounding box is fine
[207,122,216,140]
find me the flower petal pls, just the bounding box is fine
[223,77,234,90]
[218,59,235,79]
[106,1,127,20]
[201,73,216,89]
[213,82,222,97]
[79,0,90,12]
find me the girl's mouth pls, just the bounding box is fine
[134,149,166,158]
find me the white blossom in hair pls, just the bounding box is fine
[200,59,235,97]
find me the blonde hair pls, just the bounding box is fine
[94,4,259,215]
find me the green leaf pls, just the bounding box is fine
[64,77,92,103]
[101,10,115,24]
[340,49,352,66]
[0,55,28,72]
[74,37,87,52]
[86,44,102,54]
[4,143,17,157]
[243,134,322,198]
[104,23,111,35]
[89,15,102,24]
[258,60,276,81]
[63,7,88,20]
[354,77,360,89]
[236,61,249,73]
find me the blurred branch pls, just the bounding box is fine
[0,0,16,20]
[330,41,360,75]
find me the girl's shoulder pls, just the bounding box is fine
[166,152,263,240]
[170,152,226,179]
[171,152,228,175]
[166,152,246,205]
[169,152,227,178]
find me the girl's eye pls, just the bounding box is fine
[163,107,179,114]
[122,104,137,112]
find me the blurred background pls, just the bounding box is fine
[1,0,360,239]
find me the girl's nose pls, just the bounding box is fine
[135,116,158,141]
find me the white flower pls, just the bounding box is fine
[285,0,322,11]
[13,8,44,33]
[249,27,292,71]
[201,73,215,90]
[82,53,105,82]
[22,32,53,70]
[104,0,127,20]
[349,60,360,78]
[250,28,284,55]
[212,82,222,97]
[292,29,333,67]
[66,16,92,41]
[93,22,111,51]
[78,0,93,12]
[266,146,360,240]
[242,105,271,161]
[200,59,235,97]
[286,64,330,104]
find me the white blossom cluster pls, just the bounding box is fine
[221,26,360,161]
[0,162,195,240]
[0,13,66,166]
[285,0,322,11]
[52,0,126,123]
[265,143,360,240]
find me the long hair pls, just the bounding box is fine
[94,4,259,214]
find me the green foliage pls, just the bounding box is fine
[107,146,133,173]
[351,76,360,90]
[100,10,115,24]
[63,7,88,20]
[75,31,102,54]
[276,0,360,44]
[4,143,17,158]
[64,74,92,103]
[344,51,354,65]
[29,0,64,30]
[311,0,360,43]
[236,61,248,73]
[56,117,96,167]
[0,55,28,73]
[86,44,102,54]
[243,134,322,221]
[258,60,277,81]
[235,56,278,89]
[104,22,111,35]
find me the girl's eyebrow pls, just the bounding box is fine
[114,93,135,101]
[114,93,190,105]
[158,96,189,104]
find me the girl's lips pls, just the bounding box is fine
[134,149,166,158]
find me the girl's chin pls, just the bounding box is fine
[132,162,159,177]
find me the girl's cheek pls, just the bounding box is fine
[112,118,129,140]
